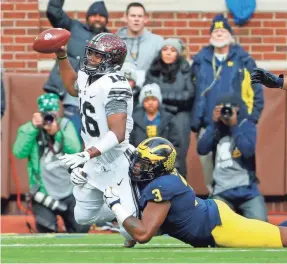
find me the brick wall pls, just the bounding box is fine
[2,0,287,73]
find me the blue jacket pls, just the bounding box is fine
[197,99,259,199]
[190,44,264,132]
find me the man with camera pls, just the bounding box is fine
[197,93,267,222]
[13,93,89,233]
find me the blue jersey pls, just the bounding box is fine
[139,173,222,247]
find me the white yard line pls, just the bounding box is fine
[1,243,286,252]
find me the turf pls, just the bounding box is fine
[1,233,287,263]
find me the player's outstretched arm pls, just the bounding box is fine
[104,186,170,243]
[122,201,170,243]
[251,68,286,90]
[55,47,78,97]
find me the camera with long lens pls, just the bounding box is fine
[41,112,56,125]
[29,184,67,212]
[220,103,234,121]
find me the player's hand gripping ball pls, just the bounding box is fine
[33,28,71,54]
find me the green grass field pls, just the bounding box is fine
[1,233,287,263]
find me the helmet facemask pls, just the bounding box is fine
[80,46,121,76]
[129,151,169,183]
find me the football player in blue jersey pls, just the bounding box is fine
[104,137,287,248]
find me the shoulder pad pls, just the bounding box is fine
[143,175,190,203]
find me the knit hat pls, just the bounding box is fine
[210,14,233,35]
[161,38,184,55]
[37,93,60,112]
[139,83,162,106]
[121,62,137,83]
[86,1,109,21]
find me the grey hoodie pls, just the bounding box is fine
[116,27,164,72]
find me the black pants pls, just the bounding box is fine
[32,194,90,233]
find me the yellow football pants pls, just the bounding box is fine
[212,200,283,248]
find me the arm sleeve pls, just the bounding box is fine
[230,119,256,158]
[13,122,39,159]
[243,57,264,123]
[144,176,189,203]
[46,0,72,30]
[197,124,218,155]
[145,182,175,202]
[104,81,133,116]
[54,119,82,154]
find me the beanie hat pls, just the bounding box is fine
[210,14,233,35]
[121,62,137,83]
[139,83,162,106]
[37,93,60,112]
[161,38,184,55]
[86,1,109,21]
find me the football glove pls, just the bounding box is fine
[251,68,284,88]
[59,151,90,169]
[70,167,87,186]
[104,186,121,209]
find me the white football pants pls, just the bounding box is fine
[73,147,139,239]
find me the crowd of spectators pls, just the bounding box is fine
[5,1,271,232]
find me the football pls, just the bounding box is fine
[33,28,71,54]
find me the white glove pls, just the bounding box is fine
[104,186,121,209]
[70,167,87,186]
[59,151,90,169]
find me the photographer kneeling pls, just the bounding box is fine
[13,93,90,233]
[197,93,267,222]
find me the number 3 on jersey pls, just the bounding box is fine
[152,189,163,202]
[80,99,100,137]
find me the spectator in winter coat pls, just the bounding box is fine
[116,2,163,86]
[44,0,109,137]
[145,38,194,177]
[190,14,264,192]
[197,94,267,222]
[130,83,180,170]
[13,93,90,233]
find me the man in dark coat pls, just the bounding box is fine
[190,14,264,193]
[44,0,109,136]
[130,83,181,171]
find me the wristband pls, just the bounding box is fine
[111,203,132,224]
[57,55,67,60]
[93,130,119,154]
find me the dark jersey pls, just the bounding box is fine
[139,173,221,247]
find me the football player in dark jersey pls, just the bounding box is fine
[251,68,287,90]
[104,137,287,248]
